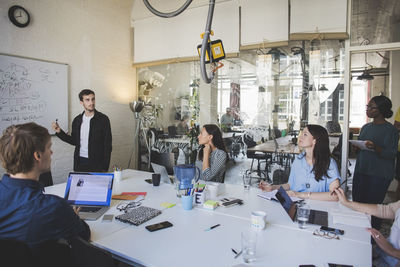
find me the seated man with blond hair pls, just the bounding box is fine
[0,123,90,247]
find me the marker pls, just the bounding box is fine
[231,248,238,255]
[331,178,348,195]
[204,223,220,231]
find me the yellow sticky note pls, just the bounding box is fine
[161,202,176,209]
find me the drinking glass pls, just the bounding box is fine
[242,171,251,191]
[297,204,310,229]
[241,230,257,263]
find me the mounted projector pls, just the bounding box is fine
[197,39,225,63]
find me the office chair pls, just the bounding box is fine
[69,237,116,267]
[168,125,178,138]
[0,238,72,267]
[243,132,268,177]
[0,239,35,267]
[39,171,54,187]
[150,150,175,175]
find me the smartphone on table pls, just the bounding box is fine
[145,221,173,232]
[102,214,114,222]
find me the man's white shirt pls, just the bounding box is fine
[80,114,93,158]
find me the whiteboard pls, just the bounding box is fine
[0,54,68,133]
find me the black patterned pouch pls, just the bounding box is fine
[116,206,162,226]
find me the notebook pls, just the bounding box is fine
[275,186,328,227]
[64,172,114,221]
[115,206,162,226]
[151,162,172,184]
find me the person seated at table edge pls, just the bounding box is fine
[198,124,228,183]
[0,122,90,247]
[220,107,234,130]
[335,188,400,266]
[260,124,340,201]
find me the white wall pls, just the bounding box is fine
[0,0,136,184]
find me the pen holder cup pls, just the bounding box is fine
[181,195,194,210]
[194,192,205,205]
[114,171,122,183]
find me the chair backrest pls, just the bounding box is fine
[242,133,256,148]
[0,238,72,267]
[151,150,175,175]
[69,237,115,267]
[39,171,54,187]
[33,239,72,267]
[0,239,35,267]
[168,125,177,137]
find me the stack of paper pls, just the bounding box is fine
[203,200,219,210]
[330,206,371,228]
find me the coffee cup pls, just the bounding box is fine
[251,211,267,230]
[152,173,161,186]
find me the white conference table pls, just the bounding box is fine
[45,169,371,267]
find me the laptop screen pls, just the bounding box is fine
[64,172,114,206]
[275,186,297,221]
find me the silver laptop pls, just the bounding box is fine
[64,172,114,221]
[151,162,172,184]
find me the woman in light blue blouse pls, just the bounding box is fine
[260,124,340,201]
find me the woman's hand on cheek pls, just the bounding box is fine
[203,144,211,155]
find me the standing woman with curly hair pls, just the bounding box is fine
[260,124,341,201]
[197,124,228,183]
[352,95,399,228]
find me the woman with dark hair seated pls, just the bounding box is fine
[260,124,340,201]
[352,95,398,228]
[197,124,228,183]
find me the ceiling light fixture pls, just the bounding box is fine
[357,69,374,81]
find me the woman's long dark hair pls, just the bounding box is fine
[198,124,227,161]
[306,124,332,182]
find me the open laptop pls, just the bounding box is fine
[151,162,172,184]
[64,172,114,221]
[275,186,328,227]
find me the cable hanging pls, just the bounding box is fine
[143,0,193,18]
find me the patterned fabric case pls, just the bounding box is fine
[116,206,162,226]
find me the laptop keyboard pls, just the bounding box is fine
[80,206,102,213]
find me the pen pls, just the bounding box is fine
[331,178,348,195]
[204,223,220,231]
[231,248,238,255]
[234,250,242,259]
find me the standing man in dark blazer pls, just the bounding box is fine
[52,89,112,172]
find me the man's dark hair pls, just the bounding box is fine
[79,89,95,101]
[0,123,50,174]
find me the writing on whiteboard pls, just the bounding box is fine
[0,54,68,133]
[0,63,52,125]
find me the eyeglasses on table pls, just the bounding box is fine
[116,200,143,213]
[313,229,340,240]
